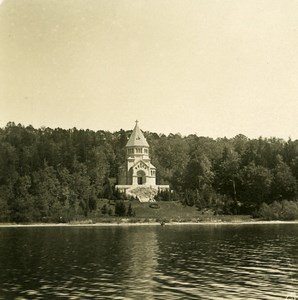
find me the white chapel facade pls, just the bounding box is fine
[116,122,169,202]
[117,121,156,186]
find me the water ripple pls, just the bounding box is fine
[0,224,297,299]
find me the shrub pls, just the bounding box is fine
[154,189,171,201]
[101,204,108,215]
[258,200,298,220]
[127,203,135,216]
[149,203,160,209]
[115,201,126,216]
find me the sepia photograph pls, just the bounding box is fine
[0,0,298,299]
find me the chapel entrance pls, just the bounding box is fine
[137,170,146,185]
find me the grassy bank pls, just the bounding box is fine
[0,200,261,226]
[77,199,253,224]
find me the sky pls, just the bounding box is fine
[0,0,298,139]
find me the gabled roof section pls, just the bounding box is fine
[126,121,149,147]
[132,159,149,169]
[149,162,156,169]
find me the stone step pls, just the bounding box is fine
[126,186,158,202]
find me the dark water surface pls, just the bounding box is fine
[0,224,297,299]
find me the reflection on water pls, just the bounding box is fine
[0,224,297,299]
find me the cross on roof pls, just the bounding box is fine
[126,120,149,147]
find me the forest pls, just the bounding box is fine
[0,122,297,222]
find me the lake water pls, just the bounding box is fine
[0,224,297,300]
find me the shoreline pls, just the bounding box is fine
[1,220,298,228]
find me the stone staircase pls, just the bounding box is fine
[126,186,158,202]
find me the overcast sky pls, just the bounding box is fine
[0,0,298,139]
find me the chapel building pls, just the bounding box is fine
[117,121,156,186]
[116,122,169,202]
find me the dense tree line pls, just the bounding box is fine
[0,122,297,222]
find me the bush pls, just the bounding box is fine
[258,200,298,220]
[149,203,160,209]
[127,203,136,216]
[115,201,126,216]
[154,189,171,201]
[101,204,108,215]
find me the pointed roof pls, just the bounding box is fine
[126,121,149,147]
